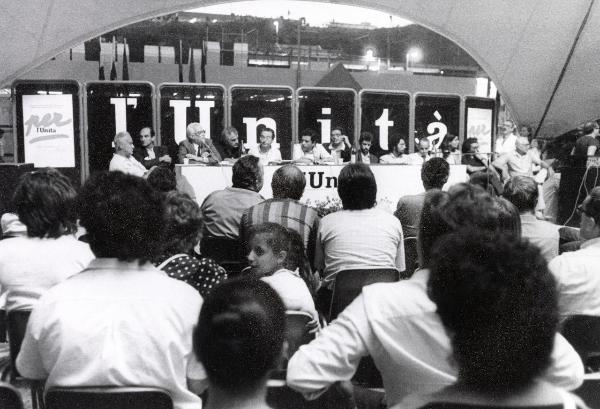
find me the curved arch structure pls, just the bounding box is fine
[1,0,597,136]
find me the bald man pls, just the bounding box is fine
[109,131,147,177]
[177,122,221,165]
[493,136,552,182]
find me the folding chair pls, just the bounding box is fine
[45,386,173,409]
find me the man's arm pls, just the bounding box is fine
[16,308,48,380]
[492,153,510,181]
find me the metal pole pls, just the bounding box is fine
[296,18,303,89]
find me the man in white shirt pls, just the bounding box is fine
[549,187,600,318]
[495,120,518,155]
[293,128,333,165]
[407,138,432,165]
[108,131,147,177]
[287,184,583,407]
[248,127,282,165]
[17,172,206,409]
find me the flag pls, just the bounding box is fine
[110,61,117,80]
[188,47,196,83]
[201,40,207,83]
[178,39,184,83]
[98,62,105,80]
[122,38,129,80]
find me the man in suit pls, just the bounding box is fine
[177,122,221,165]
[356,131,379,164]
[133,126,171,169]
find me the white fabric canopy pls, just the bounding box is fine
[0,0,597,136]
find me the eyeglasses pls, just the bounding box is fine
[577,204,593,218]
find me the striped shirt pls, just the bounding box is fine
[240,198,320,264]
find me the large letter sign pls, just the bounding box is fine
[414,94,460,152]
[85,82,154,174]
[465,97,495,153]
[360,91,409,157]
[231,86,293,159]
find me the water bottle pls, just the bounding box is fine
[350,147,357,164]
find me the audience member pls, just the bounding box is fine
[133,126,171,169]
[462,137,504,195]
[397,230,582,408]
[495,119,518,154]
[0,212,26,239]
[440,134,461,165]
[16,171,206,409]
[407,138,432,165]
[287,184,583,406]
[355,131,379,164]
[247,223,318,321]
[324,126,352,163]
[571,120,599,162]
[394,157,449,238]
[379,134,409,164]
[240,165,320,266]
[146,166,177,193]
[493,136,552,182]
[178,122,221,165]
[315,163,405,281]
[156,191,227,298]
[504,175,559,261]
[0,169,93,311]
[549,186,600,318]
[214,126,243,163]
[194,279,285,409]
[493,196,522,237]
[247,127,282,165]
[293,128,333,164]
[109,131,147,177]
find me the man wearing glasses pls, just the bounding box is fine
[549,187,600,318]
[492,136,552,183]
[177,122,221,165]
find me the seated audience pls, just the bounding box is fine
[379,134,409,164]
[355,131,379,164]
[247,223,318,321]
[248,127,282,165]
[397,230,583,408]
[504,175,559,261]
[240,165,320,267]
[293,128,333,164]
[287,184,583,407]
[324,126,352,163]
[133,126,171,169]
[0,212,26,239]
[194,279,285,409]
[407,138,432,165]
[214,126,243,163]
[178,122,221,165]
[0,169,93,311]
[146,166,177,193]
[395,157,449,238]
[493,196,522,236]
[156,191,227,298]
[109,131,147,177]
[440,134,461,165]
[16,171,206,409]
[315,163,405,281]
[549,186,600,318]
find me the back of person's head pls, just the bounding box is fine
[419,183,500,267]
[271,165,305,200]
[162,191,202,255]
[462,137,478,154]
[77,171,164,262]
[428,229,558,393]
[421,157,450,190]
[194,278,286,393]
[582,120,599,135]
[469,171,502,196]
[493,196,522,237]
[232,155,263,191]
[359,131,373,144]
[146,166,177,193]
[300,128,318,143]
[503,175,538,213]
[13,168,77,238]
[338,163,377,210]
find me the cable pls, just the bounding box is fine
[563,165,591,226]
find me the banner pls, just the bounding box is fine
[297,88,356,146]
[159,83,225,160]
[414,94,460,152]
[230,86,293,159]
[22,94,75,168]
[360,91,410,156]
[465,97,495,154]
[85,82,153,174]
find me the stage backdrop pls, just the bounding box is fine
[465,97,495,153]
[414,94,461,152]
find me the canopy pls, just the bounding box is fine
[1,0,597,136]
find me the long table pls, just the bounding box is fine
[177,164,469,213]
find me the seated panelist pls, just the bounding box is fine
[214,126,244,164]
[248,127,282,165]
[293,128,333,165]
[133,126,171,169]
[178,122,221,165]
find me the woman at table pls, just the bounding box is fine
[441,133,461,165]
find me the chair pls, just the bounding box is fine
[328,268,400,322]
[402,237,419,279]
[561,315,600,372]
[0,382,24,409]
[272,311,316,380]
[199,236,247,276]
[45,386,173,409]
[6,310,31,379]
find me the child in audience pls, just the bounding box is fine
[247,222,319,322]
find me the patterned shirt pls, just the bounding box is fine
[154,253,227,298]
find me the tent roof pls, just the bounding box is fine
[0,0,597,136]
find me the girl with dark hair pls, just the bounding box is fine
[440,134,461,164]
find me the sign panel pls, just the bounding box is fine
[297,88,356,147]
[159,84,225,160]
[230,87,293,160]
[85,82,153,174]
[360,91,410,157]
[414,94,460,152]
[465,97,495,154]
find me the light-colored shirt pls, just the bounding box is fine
[201,187,264,239]
[292,144,332,163]
[315,208,405,279]
[16,259,205,409]
[261,268,318,321]
[495,132,517,154]
[379,153,409,164]
[520,214,559,262]
[494,150,541,178]
[108,154,147,177]
[286,269,584,407]
[248,145,282,165]
[0,235,94,311]
[549,237,600,318]
[407,153,431,165]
